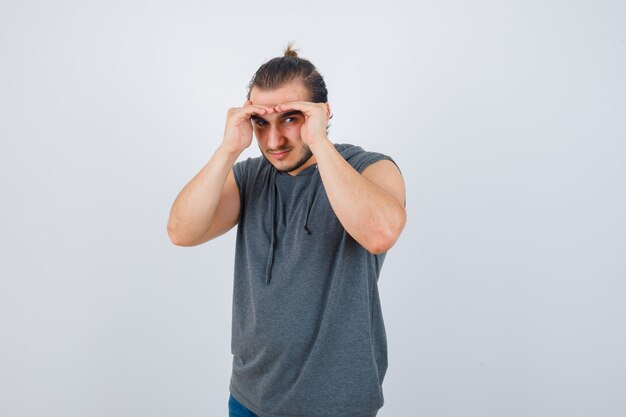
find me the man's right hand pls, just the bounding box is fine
[221,99,275,156]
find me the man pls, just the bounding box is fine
[167,44,406,417]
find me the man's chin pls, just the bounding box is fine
[262,147,313,174]
[269,160,305,174]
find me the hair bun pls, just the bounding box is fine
[283,41,299,58]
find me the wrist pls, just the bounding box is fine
[215,144,242,163]
[307,135,332,154]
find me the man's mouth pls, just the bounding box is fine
[268,149,291,160]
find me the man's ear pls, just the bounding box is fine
[326,102,331,120]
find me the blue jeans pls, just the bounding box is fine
[229,394,260,417]
[228,394,379,417]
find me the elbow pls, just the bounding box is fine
[167,221,212,247]
[365,233,398,255]
[167,224,184,246]
[168,232,197,247]
[168,232,185,246]
[167,222,194,247]
[364,210,407,255]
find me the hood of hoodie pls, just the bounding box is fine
[264,143,367,284]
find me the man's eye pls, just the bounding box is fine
[284,117,295,123]
[253,119,266,126]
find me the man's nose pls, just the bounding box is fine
[267,124,284,149]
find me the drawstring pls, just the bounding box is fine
[264,164,319,284]
[264,168,277,285]
[303,166,319,235]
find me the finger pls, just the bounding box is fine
[244,100,277,112]
[242,99,274,112]
[274,101,317,113]
[240,104,274,117]
[273,102,297,112]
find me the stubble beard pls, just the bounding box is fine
[262,144,314,174]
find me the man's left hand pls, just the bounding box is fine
[273,101,330,146]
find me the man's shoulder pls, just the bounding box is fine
[334,142,397,174]
[233,154,269,176]
[232,155,271,194]
[234,154,267,169]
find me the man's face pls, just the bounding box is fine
[249,80,315,175]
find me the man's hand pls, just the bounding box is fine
[221,99,276,156]
[273,101,330,146]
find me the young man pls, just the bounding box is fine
[167,45,406,417]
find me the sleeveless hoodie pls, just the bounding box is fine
[230,143,398,417]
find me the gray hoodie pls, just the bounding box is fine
[230,143,398,417]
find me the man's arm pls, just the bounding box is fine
[309,139,406,254]
[273,100,406,254]
[166,100,276,246]
[166,149,240,246]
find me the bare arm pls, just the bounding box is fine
[166,148,240,246]
[273,100,406,254]
[310,139,406,254]
[166,100,276,246]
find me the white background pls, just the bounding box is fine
[1,1,625,416]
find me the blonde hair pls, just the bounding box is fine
[283,40,299,58]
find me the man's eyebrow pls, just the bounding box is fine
[250,110,304,122]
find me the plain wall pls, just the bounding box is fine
[1,0,624,416]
